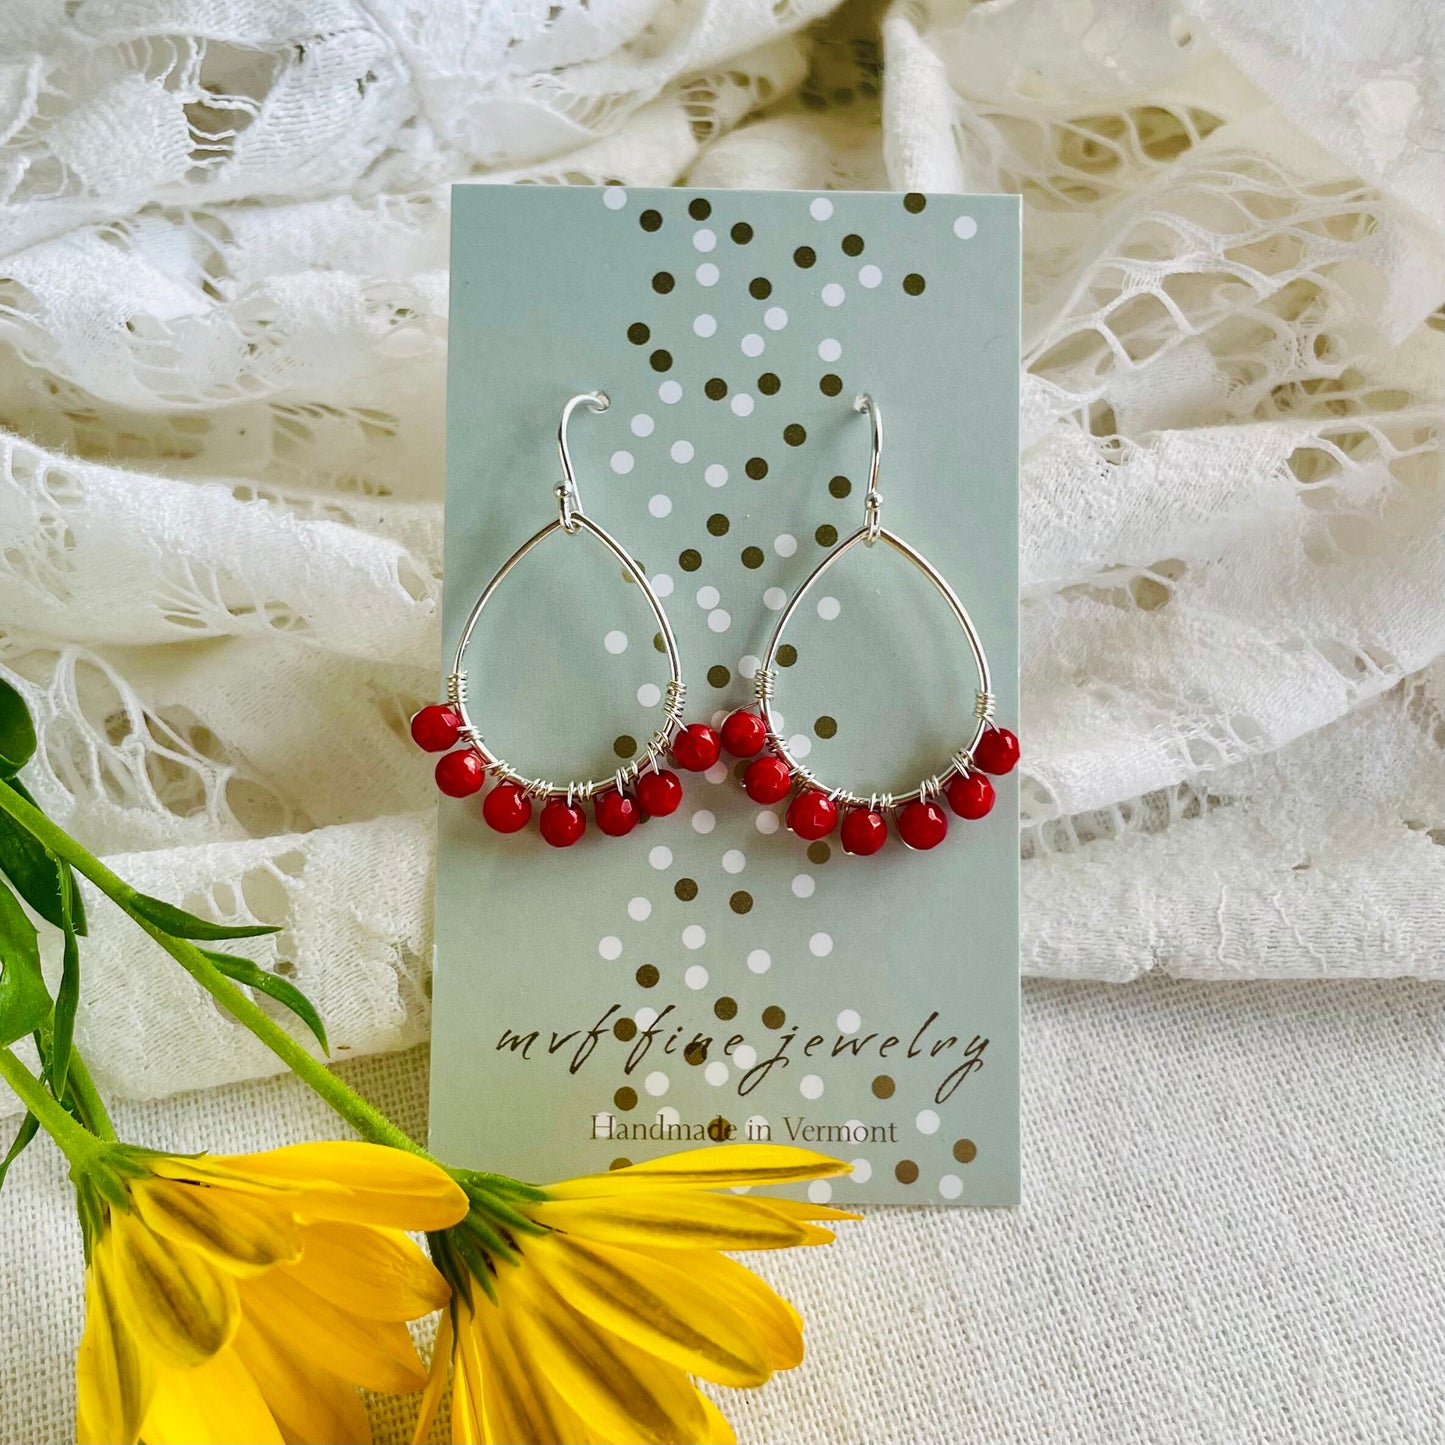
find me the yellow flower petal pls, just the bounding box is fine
[503,1260,711,1444]
[278,1221,450,1320]
[230,1311,373,1445]
[130,1178,303,1276]
[139,1347,284,1445]
[670,1251,805,1371]
[543,1143,849,1198]
[109,1207,239,1367]
[451,1307,487,1445]
[699,1393,738,1445]
[526,1232,771,1388]
[238,1264,430,1393]
[753,1196,864,1225]
[411,1307,453,1445]
[529,1189,835,1251]
[76,1236,154,1445]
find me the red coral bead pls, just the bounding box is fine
[786,789,838,840]
[719,709,768,758]
[594,790,640,837]
[974,726,1020,776]
[482,782,532,833]
[743,756,792,805]
[539,798,586,848]
[671,722,722,772]
[435,750,484,797]
[840,808,888,856]
[635,769,683,817]
[411,704,462,753]
[897,800,949,850]
[946,771,995,820]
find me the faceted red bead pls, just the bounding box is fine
[671,722,722,772]
[840,808,888,856]
[482,782,532,833]
[434,750,484,797]
[719,709,768,758]
[743,755,793,805]
[974,726,1020,776]
[946,771,995,820]
[635,769,683,817]
[539,798,587,848]
[594,790,640,837]
[897,800,949,850]
[411,704,462,753]
[786,789,838,840]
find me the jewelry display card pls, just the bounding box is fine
[429,185,1020,1205]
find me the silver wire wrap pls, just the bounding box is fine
[447,392,685,802]
[754,395,998,811]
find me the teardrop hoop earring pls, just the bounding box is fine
[717,394,1019,856]
[410,391,723,847]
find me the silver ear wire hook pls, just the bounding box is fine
[854,393,882,543]
[555,390,609,532]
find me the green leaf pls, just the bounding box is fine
[201,949,328,1054]
[130,893,279,941]
[0,679,36,779]
[0,778,77,933]
[0,1111,39,1191]
[0,876,50,1046]
[48,909,80,1098]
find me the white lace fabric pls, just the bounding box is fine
[0,0,1440,1107]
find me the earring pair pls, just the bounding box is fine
[411,391,1017,853]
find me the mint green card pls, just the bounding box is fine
[430,185,1019,1205]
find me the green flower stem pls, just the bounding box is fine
[0,781,419,1159]
[0,1046,99,1168]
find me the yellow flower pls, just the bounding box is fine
[415,1144,855,1445]
[75,1140,469,1445]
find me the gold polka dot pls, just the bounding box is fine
[902,272,926,296]
[762,1005,786,1029]
[707,664,730,688]
[613,1017,638,1042]
[635,964,659,988]
[714,996,738,1021]
[679,549,702,572]
[894,1159,919,1184]
[613,734,637,758]
[610,1155,633,1169]
[829,475,851,498]
[685,1040,709,1065]
[953,1138,978,1164]
[729,890,753,915]
[707,513,730,536]
[746,456,769,480]
[777,644,798,667]
[816,523,838,546]
[741,546,765,569]
[806,841,831,865]
[674,878,698,902]
[872,1074,895,1099]
[815,715,837,739]
[903,192,927,213]
[614,1087,637,1111]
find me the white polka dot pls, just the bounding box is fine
[691,810,716,835]
[837,1008,861,1033]
[730,394,755,417]
[800,1074,824,1100]
[658,380,682,403]
[732,1044,758,1070]
[817,596,841,621]
[693,228,717,252]
[648,845,672,870]
[670,439,695,463]
[682,924,707,950]
[747,948,772,974]
[773,533,798,558]
[604,630,628,654]
[738,654,760,678]
[821,283,845,307]
[644,1071,670,1096]
[650,572,674,599]
[695,262,719,286]
[684,964,709,990]
[810,197,834,221]
[858,264,882,288]
[648,494,672,518]
[692,314,717,339]
[722,849,746,874]
[598,936,622,960]
[953,215,978,240]
[789,734,812,759]
[755,811,780,835]
[850,1158,872,1183]
[637,682,662,708]
[939,1173,964,1200]
[696,585,720,609]
[818,337,842,362]
[762,586,787,610]
[610,450,634,474]
[741,333,765,357]
[707,609,731,633]
[791,873,815,898]
[603,187,627,210]
[705,463,728,487]
[705,1061,729,1085]
[658,1106,680,1126]
[630,413,655,437]
[627,897,652,922]
[916,1109,941,1136]
[710,709,729,729]
[807,1179,833,1203]
[636,1004,658,1027]
[705,762,729,785]
[763,306,788,331]
[809,932,833,957]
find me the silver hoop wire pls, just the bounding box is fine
[755,396,995,810]
[446,393,686,802]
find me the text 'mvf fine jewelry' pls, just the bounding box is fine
[410,392,721,846]
[719,394,1018,855]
